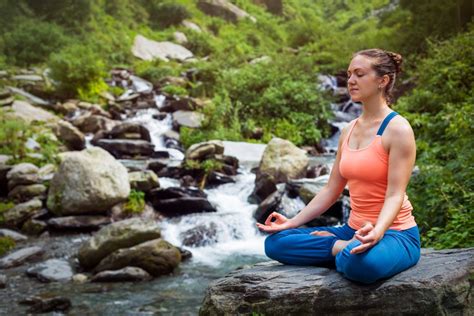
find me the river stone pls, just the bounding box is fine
[26,259,74,282]
[95,139,155,159]
[91,266,152,282]
[93,238,181,277]
[185,140,224,161]
[3,100,59,123]
[2,198,43,227]
[77,217,161,270]
[8,183,47,202]
[6,162,38,181]
[258,137,309,183]
[46,147,130,216]
[172,110,205,129]
[199,247,474,316]
[197,0,256,23]
[0,229,27,241]
[129,170,160,192]
[51,120,85,150]
[132,34,194,62]
[47,215,111,231]
[0,246,43,269]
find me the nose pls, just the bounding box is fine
[347,74,356,86]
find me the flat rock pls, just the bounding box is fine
[26,258,74,282]
[0,246,43,269]
[91,266,152,282]
[199,247,474,316]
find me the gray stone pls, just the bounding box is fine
[91,266,152,282]
[0,246,43,269]
[2,198,43,227]
[199,248,474,316]
[0,229,28,241]
[26,259,74,282]
[132,34,194,62]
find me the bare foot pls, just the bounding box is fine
[331,234,358,256]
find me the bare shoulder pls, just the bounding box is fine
[384,114,416,153]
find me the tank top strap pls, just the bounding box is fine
[376,111,399,136]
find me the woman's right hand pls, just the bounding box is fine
[256,212,294,233]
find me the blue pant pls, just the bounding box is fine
[264,223,421,284]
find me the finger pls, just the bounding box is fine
[355,233,375,243]
[350,242,371,254]
[264,212,276,226]
[358,222,374,235]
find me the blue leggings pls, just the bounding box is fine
[264,223,421,284]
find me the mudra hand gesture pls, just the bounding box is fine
[256,212,293,233]
[350,222,384,254]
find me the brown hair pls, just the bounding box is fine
[352,48,403,106]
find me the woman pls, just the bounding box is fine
[256,48,421,285]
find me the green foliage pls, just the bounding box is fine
[0,201,15,225]
[147,2,191,29]
[162,84,188,96]
[48,43,107,100]
[0,236,15,256]
[25,0,93,29]
[123,189,146,214]
[395,23,474,249]
[2,18,68,67]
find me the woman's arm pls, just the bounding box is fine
[287,123,349,228]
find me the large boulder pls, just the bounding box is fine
[93,238,181,277]
[197,0,256,23]
[132,34,194,62]
[3,100,59,123]
[258,137,309,183]
[77,217,162,270]
[46,147,130,215]
[199,248,474,315]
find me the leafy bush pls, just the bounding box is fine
[147,2,191,29]
[48,43,108,100]
[2,19,68,67]
[395,23,474,249]
[0,236,15,256]
[162,84,188,96]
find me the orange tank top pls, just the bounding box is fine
[339,111,417,231]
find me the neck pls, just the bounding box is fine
[359,95,391,121]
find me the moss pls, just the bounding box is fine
[0,236,16,256]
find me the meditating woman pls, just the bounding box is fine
[256,48,421,285]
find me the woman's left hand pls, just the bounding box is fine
[350,222,384,254]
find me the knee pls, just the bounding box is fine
[264,233,282,260]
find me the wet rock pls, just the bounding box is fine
[47,215,111,231]
[78,217,161,270]
[0,246,43,269]
[95,139,155,159]
[0,229,28,241]
[199,248,474,316]
[207,171,235,186]
[0,274,6,288]
[129,170,160,192]
[147,188,216,217]
[248,172,277,204]
[253,186,285,224]
[46,147,130,216]
[19,295,71,313]
[181,222,219,247]
[197,0,256,23]
[132,34,194,62]
[93,238,181,277]
[258,137,309,183]
[91,266,152,282]
[2,198,43,227]
[26,258,74,282]
[108,122,152,142]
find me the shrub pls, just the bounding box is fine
[123,190,145,214]
[0,236,15,256]
[148,2,191,29]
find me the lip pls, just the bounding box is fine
[349,88,359,93]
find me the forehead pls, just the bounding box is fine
[347,55,373,72]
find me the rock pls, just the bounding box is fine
[185,140,224,161]
[72,114,117,134]
[252,0,283,14]
[46,147,130,215]
[91,266,152,282]
[182,20,202,33]
[26,259,74,282]
[181,222,218,247]
[253,186,285,223]
[173,31,188,44]
[0,246,43,269]
[295,175,330,204]
[0,274,6,288]
[107,122,152,142]
[47,215,111,231]
[197,0,256,23]
[93,238,181,277]
[3,100,58,123]
[7,173,40,191]
[21,218,47,235]
[95,139,154,159]
[0,229,28,241]
[72,273,88,284]
[2,198,43,227]
[51,120,86,150]
[199,248,474,316]
[172,110,205,129]
[129,170,160,192]
[77,217,161,270]
[248,172,277,204]
[258,137,309,183]
[132,34,194,62]
[6,87,50,107]
[0,164,12,197]
[8,183,47,202]
[6,162,38,181]
[149,195,216,217]
[54,101,78,115]
[19,296,71,313]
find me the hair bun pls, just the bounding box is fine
[385,51,403,74]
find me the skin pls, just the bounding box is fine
[256,54,417,257]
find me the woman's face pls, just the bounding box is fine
[346,55,385,103]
